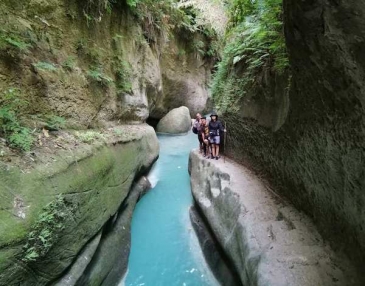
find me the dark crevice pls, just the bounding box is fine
[146,116,160,130]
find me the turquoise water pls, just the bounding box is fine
[123,132,219,286]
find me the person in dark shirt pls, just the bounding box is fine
[208,112,226,160]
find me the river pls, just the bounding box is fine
[122,132,219,286]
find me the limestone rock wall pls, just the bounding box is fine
[221,0,365,272]
[0,125,158,285]
[0,0,213,128]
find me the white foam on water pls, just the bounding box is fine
[147,164,160,188]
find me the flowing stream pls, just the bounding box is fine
[123,132,219,286]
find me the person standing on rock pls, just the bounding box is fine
[192,113,204,153]
[209,112,226,160]
[200,116,210,157]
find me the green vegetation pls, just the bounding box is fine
[0,30,31,52]
[0,88,66,152]
[86,47,106,66]
[126,0,185,38]
[80,0,218,57]
[62,56,77,71]
[83,0,113,21]
[33,61,58,72]
[212,0,289,111]
[44,115,66,130]
[87,68,114,87]
[0,88,34,151]
[22,195,73,263]
[113,57,132,93]
[177,4,220,58]
[75,130,107,143]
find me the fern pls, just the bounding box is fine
[212,0,289,112]
[33,61,58,71]
[0,88,34,151]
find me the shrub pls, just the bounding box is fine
[0,88,34,151]
[87,68,113,87]
[33,61,58,71]
[113,57,132,93]
[126,0,189,42]
[62,56,76,71]
[74,130,106,143]
[211,0,289,111]
[44,115,66,130]
[0,30,31,52]
[22,195,73,263]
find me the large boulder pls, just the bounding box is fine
[156,106,191,134]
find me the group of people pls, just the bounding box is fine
[192,112,226,160]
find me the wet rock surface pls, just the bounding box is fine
[189,205,242,286]
[189,150,361,286]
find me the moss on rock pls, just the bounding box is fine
[0,124,158,285]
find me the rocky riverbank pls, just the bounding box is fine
[0,124,158,285]
[189,150,361,286]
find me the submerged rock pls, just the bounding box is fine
[189,150,361,286]
[156,106,191,134]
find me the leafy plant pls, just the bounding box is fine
[0,30,31,52]
[0,88,34,151]
[44,115,66,130]
[113,57,132,93]
[87,68,113,87]
[75,38,87,52]
[86,47,104,65]
[192,40,205,56]
[33,61,58,71]
[7,127,34,152]
[62,56,76,71]
[22,194,73,263]
[126,0,188,42]
[75,130,106,143]
[82,0,113,23]
[211,0,289,112]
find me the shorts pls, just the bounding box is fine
[209,136,220,145]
